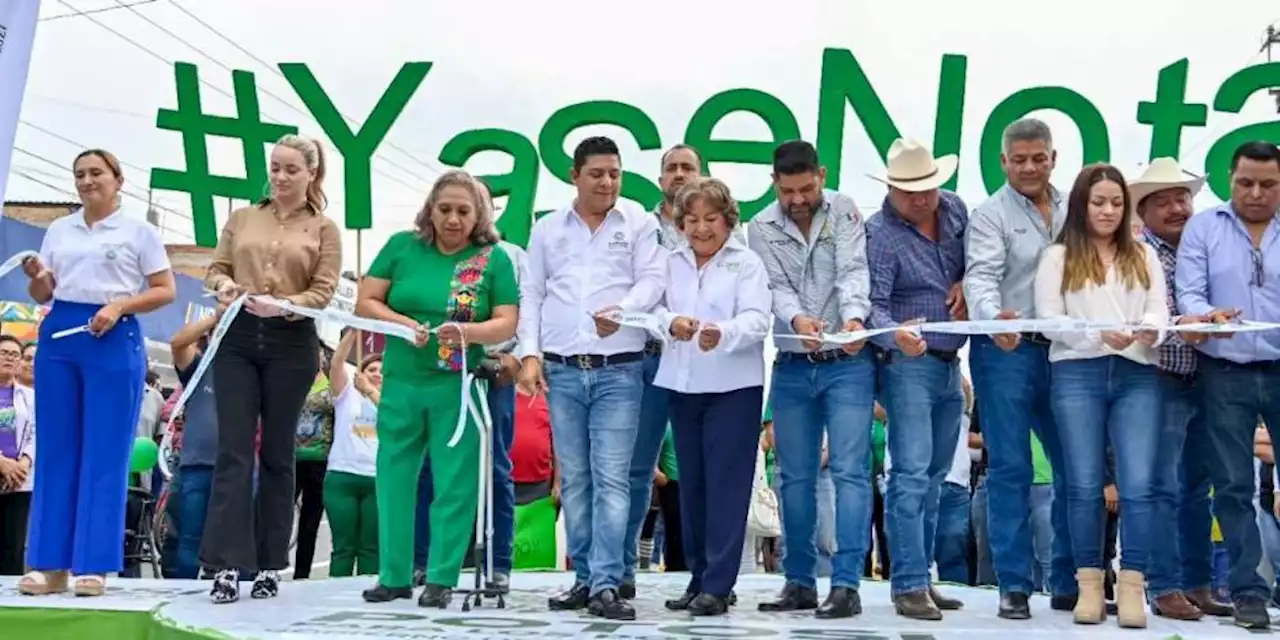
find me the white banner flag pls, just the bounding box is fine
[0,0,41,206]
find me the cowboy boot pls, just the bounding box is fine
[1115,569,1148,629]
[1073,568,1106,624]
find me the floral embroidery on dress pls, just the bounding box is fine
[438,247,493,371]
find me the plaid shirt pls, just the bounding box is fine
[1141,228,1197,376]
[866,191,969,352]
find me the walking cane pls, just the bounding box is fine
[458,374,506,611]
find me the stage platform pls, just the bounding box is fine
[0,573,1267,638]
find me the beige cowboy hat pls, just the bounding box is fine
[1129,157,1205,206]
[868,138,959,192]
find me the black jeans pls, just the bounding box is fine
[0,491,31,575]
[200,314,318,572]
[292,459,327,579]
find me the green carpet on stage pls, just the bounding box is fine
[0,606,227,639]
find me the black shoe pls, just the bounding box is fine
[664,591,697,611]
[250,570,279,599]
[1050,593,1078,611]
[1232,595,1271,630]
[587,588,636,621]
[689,593,729,616]
[929,586,963,611]
[815,586,861,619]
[209,569,239,604]
[412,568,426,588]
[619,581,636,600]
[998,592,1031,619]
[418,583,453,609]
[894,590,942,621]
[362,584,412,603]
[487,573,511,595]
[548,582,590,611]
[758,582,819,612]
[728,590,737,606]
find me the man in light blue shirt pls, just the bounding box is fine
[748,140,875,619]
[1175,140,1280,629]
[963,118,1076,619]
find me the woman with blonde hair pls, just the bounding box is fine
[1033,163,1168,628]
[356,169,519,608]
[202,133,343,604]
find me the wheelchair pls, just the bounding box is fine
[123,485,163,578]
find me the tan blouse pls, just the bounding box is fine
[205,202,342,309]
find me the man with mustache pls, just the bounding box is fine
[1132,158,1229,621]
[518,136,666,621]
[1176,141,1280,630]
[964,118,1076,619]
[747,140,876,619]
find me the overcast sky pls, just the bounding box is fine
[8,0,1280,263]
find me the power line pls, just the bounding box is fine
[166,0,451,181]
[104,0,436,193]
[40,0,157,21]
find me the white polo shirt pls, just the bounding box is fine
[39,208,171,305]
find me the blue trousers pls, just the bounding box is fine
[415,381,517,573]
[28,301,146,575]
[172,466,214,579]
[771,350,877,589]
[623,352,669,582]
[969,336,1076,596]
[668,386,763,597]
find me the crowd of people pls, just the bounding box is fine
[0,121,1278,633]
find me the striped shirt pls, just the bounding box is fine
[866,191,969,352]
[964,183,1066,321]
[1140,229,1196,375]
[747,190,871,354]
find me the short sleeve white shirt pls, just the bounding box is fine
[40,208,171,305]
[328,384,378,477]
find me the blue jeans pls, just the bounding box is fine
[414,380,517,574]
[881,353,964,594]
[1255,497,1280,588]
[1051,356,1160,574]
[1146,372,1215,596]
[623,352,669,582]
[544,359,644,595]
[771,351,876,589]
[1028,484,1054,592]
[969,336,1075,596]
[1197,356,1280,600]
[934,482,971,585]
[172,466,214,579]
[970,475,994,586]
[771,465,836,577]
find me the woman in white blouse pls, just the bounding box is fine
[1033,163,1169,629]
[653,177,771,616]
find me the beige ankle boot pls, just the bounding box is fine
[1116,569,1148,628]
[1074,568,1106,624]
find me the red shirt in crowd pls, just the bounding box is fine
[511,391,552,483]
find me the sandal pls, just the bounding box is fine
[18,570,69,595]
[73,575,106,597]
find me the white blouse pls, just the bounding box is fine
[1033,243,1169,365]
[653,237,771,394]
[39,208,170,306]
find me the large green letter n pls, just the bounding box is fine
[150,62,297,247]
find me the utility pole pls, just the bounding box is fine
[1264,24,1280,113]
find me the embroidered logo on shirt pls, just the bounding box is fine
[102,241,126,261]
[608,231,630,251]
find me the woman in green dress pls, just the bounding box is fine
[355,170,519,607]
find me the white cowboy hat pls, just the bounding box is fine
[868,138,959,193]
[1129,157,1205,206]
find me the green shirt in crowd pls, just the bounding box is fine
[295,376,334,461]
[367,232,520,381]
[658,425,679,482]
[871,418,887,472]
[1031,432,1053,485]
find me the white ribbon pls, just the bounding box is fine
[157,294,247,479]
[0,251,39,279]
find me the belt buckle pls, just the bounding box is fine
[806,350,831,364]
[575,354,594,370]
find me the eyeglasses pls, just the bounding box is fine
[0,351,22,360]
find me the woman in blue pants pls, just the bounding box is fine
[17,149,176,597]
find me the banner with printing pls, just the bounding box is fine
[0,0,41,207]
